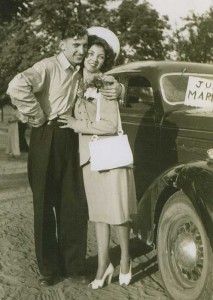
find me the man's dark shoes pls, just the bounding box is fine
[39,275,54,287]
[60,270,89,284]
[71,273,89,284]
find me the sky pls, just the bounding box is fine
[108,0,213,29]
[146,0,213,28]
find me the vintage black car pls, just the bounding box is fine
[107,61,213,300]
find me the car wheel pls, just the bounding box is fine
[157,191,213,300]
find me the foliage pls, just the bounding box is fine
[0,0,172,102]
[173,8,213,63]
[0,0,28,21]
[0,18,48,100]
[108,0,171,63]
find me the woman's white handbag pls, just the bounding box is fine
[89,101,133,171]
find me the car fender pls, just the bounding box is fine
[136,161,213,248]
[136,164,181,246]
[176,161,213,248]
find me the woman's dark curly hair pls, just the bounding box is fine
[87,35,116,72]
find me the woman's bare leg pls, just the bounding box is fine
[115,222,131,274]
[95,222,111,279]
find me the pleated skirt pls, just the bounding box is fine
[82,164,137,225]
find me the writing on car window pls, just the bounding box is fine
[161,73,213,106]
[184,76,213,108]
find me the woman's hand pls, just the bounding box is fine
[58,115,77,129]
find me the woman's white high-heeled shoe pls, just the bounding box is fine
[119,263,132,286]
[89,263,114,289]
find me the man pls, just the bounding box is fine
[7,24,122,286]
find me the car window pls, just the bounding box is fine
[125,76,154,112]
[161,73,213,106]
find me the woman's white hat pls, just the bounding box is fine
[87,26,120,60]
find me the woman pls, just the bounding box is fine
[59,27,137,289]
[6,102,20,158]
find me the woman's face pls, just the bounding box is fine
[84,44,105,73]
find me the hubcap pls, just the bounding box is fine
[176,234,197,269]
[170,220,204,284]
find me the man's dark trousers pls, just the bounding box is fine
[28,121,88,277]
[18,121,29,152]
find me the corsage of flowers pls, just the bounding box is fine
[77,75,111,101]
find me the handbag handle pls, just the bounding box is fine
[116,102,124,135]
[96,96,123,135]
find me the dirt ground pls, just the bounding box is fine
[0,162,170,300]
[0,106,169,300]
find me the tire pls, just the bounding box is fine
[157,191,213,300]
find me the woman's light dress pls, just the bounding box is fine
[72,93,137,225]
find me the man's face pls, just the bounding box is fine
[61,35,88,66]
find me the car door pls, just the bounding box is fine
[118,74,158,200]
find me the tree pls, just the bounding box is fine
[173,8,213,63]
[0,0,112,101]
[0,0,34,102]
[0,0,28,22]
[0,0,171,101]
[107,0,171,63]
[28,0,111,39]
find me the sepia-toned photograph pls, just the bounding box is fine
[0,0,213,299]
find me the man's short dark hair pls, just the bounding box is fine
[61,24,88,40]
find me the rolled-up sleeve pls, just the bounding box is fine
[7,61,47,121]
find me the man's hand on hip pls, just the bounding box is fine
[28,112,46,127]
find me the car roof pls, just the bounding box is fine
[107,60,213,75]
